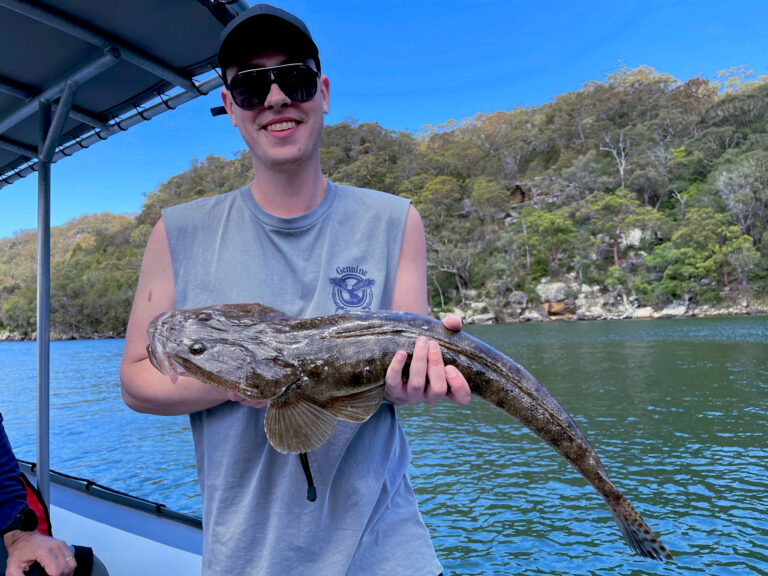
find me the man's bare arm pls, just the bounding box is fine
[120,219,228,415]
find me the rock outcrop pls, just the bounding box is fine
[446,277,766,324]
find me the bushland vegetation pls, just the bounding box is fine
[1,66,766,337]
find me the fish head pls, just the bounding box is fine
[147,303,301,400]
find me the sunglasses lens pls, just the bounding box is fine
[277,67,319,103]
[229,65,319,110]
[229,72,269,109]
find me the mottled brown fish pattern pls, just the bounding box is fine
[147,302,673,561]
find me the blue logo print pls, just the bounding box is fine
[329,265,375,312]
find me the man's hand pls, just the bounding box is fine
[384,314,472,406]
[3,531,76,576]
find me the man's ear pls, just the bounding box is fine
[220,88,238,127]
[321,75,330,114]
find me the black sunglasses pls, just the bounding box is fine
[227,63,320,109]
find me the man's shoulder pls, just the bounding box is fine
[161,187,246,221]
[332,182,411,211]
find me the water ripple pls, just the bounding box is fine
[1,316,766,574]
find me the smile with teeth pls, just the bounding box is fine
[265,120,299,132]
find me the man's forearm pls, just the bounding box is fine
[120,360,229,415]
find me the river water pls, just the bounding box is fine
[0,316,766,575]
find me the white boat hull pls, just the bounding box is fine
[20,462,202,576]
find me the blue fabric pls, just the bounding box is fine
[162,181,442,576]
[0,413,27,533]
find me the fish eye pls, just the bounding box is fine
[189,342,207,356]
[197,312,213,321]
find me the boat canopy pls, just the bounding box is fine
[0,0,249,188]
[0,0,249,504]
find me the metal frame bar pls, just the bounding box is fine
[0,0,200,95]
[0,73,224,188]
[40,81,78,162]
[0,75,113,132]
[0,48,119,137]
[36,100,51,503]
[0,136,36,157]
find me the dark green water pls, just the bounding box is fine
[399,316,768,575]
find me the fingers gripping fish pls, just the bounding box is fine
[147,302,673,561]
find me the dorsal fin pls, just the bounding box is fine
[234,302,295,323]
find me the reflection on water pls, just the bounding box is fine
[0,317,766,574]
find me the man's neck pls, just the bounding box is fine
[249,163,327,218]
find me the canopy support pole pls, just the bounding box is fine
[36,101,51,504]
[34,81,78,504]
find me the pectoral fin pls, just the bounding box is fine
[323,385,385,423]
[265,392,338,454]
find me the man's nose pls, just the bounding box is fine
[263,81,290,108]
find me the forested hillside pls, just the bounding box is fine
[1,66,766,338]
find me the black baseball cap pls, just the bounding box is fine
[217,4,320,84]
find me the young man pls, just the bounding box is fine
[120,5,471,574]
[0,414,76,576]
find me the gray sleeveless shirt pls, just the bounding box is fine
[162,182,442,576]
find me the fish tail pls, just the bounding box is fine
[606,494,673,561]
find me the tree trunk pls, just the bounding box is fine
[455,271,465,305]
[521,217,531,271]
[431,274,445,309]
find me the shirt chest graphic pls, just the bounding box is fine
[329,264,376,312]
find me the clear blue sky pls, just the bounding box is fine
[2,0,766,239]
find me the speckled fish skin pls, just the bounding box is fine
[147,302,673,561]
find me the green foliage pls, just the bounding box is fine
[1,66,766,337]
[605,266,627,291]
[519,206,576,273]
[645,207,752,303]
[137,154,253,226]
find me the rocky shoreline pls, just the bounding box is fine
[440,278,768,325]
[0,329,121,342]
[2,281,765,342]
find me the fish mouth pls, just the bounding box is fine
[146,313,189,384]
[147,340,192,384]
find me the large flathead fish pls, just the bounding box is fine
[147,302,672,561]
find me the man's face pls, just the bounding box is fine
[220,51,329,171]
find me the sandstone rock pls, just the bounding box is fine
[520,309,544,322]
[656,301,688,318]
[633,306,654,319]
[621,228,644,249]
[545,300,568,316]
[471,313,496,324]
[508,291,528,306]
[536,281,568,302]
[576,309,601,320]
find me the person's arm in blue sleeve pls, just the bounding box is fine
[0,413,27,532]
[1,413,77,576]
